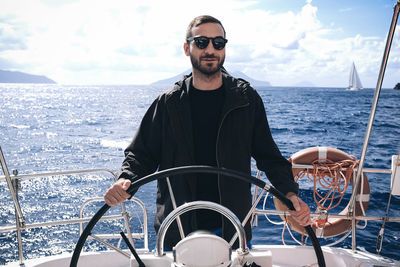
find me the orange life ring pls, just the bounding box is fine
[274,146,370,238]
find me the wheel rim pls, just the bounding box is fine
[70,165,325,267]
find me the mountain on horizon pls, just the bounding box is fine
[151,69,271,87]
[0,69,56,84]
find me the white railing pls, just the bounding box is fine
[0,147,148,265]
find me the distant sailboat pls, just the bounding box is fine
[347,62,363,90]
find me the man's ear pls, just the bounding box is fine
[184,42,190,56]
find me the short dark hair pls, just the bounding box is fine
[186,15,226,39]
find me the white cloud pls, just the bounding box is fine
[0,0,397,87]
[224,1,392,87]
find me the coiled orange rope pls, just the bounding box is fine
[295,159,359,211]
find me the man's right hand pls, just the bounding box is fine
[104,178,132,206]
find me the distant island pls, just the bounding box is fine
[0,69,56,84]
[151,69,271,87]
[394,83,400,90]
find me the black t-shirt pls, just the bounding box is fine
[189,82,225,230]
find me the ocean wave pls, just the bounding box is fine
[100,139,130,150]
[9,124,30,129]
[46,132,58,138]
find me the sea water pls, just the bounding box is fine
[0,84,399,264]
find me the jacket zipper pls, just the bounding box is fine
[215,100,249,236]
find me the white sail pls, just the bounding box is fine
[347,62,363,90]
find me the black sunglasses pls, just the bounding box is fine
[187,36,228,50]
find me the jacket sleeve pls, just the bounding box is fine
[251,91,299,196]
[117,95,163,193]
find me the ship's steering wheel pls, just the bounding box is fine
[70,166,326,267]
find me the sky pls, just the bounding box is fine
[0,0,399,87]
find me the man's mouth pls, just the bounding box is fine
[202,57,217,62]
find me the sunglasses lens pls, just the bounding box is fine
[195,37,210,49]
[212,37,227,50]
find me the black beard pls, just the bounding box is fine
[190,54,225,76]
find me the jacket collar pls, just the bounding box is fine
[171,69,250,108]
[220,71,250,115]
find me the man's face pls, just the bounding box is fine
[184,22,226,76]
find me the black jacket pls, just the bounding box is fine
[118,71,298,249]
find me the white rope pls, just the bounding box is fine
[356,170,368,230]
[262,191,285,225]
